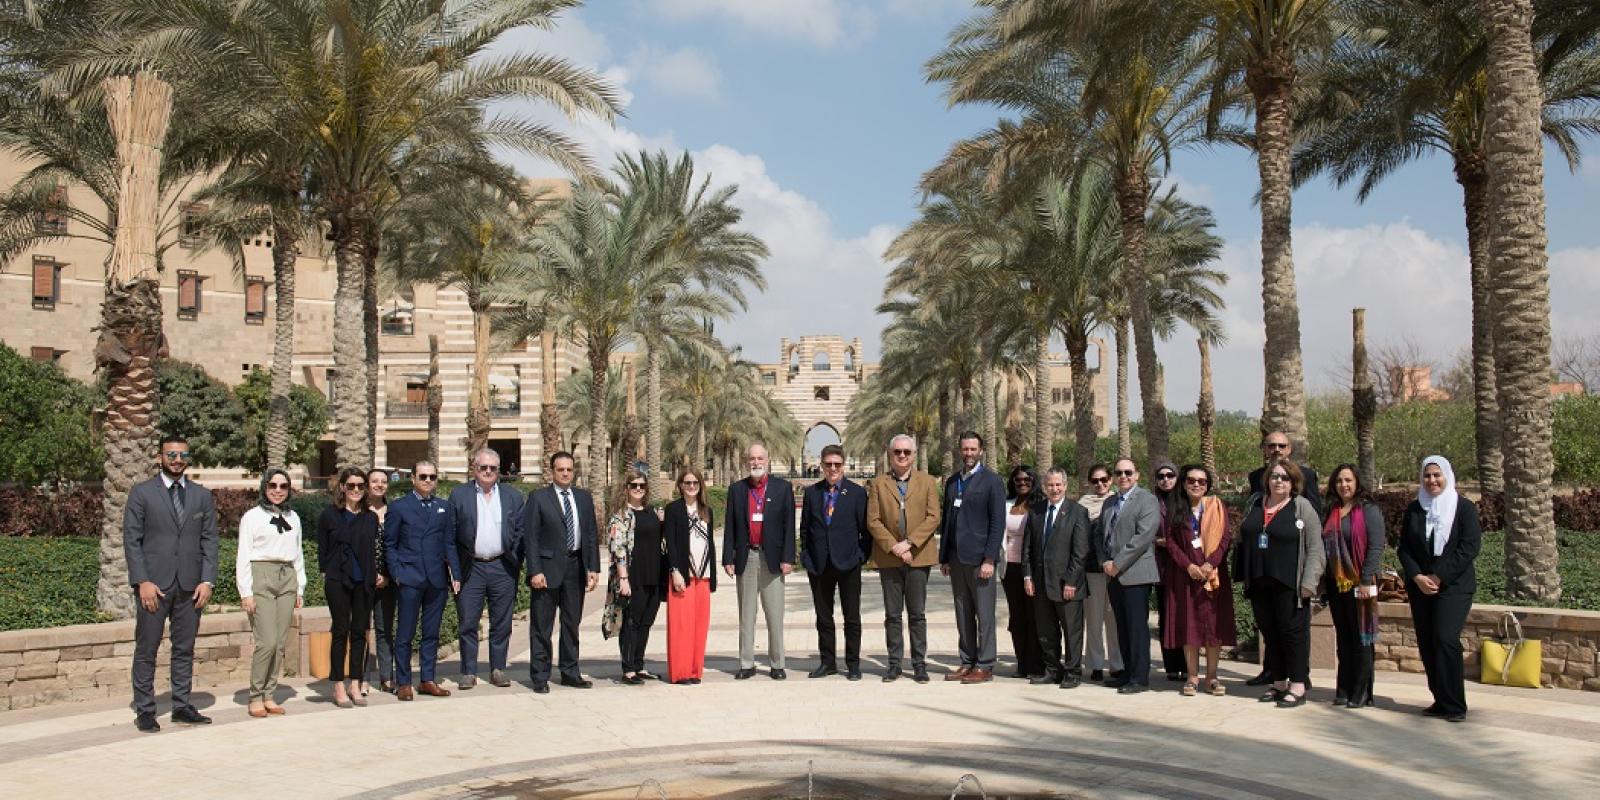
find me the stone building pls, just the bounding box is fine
[755,335,874,471]
[1045,341,1113,437]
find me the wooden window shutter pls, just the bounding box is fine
[32,256,60,309]
[245,277,267,322]
[30,347,55,362]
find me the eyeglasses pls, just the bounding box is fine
[415,474,438,481]
[1185,477,1209,487]
[627,481,647,489]
[891,449,913,456]
[1090,476,1110,485]
[1156,472,1176,480]
[475,465,500,473]
[268,481,292,490]
[343,481,365,490]
[1112,469,1135,477]
[163,451,192,461]
[680,480,700,488]
[1265,442,1290,451]
[1268,473,1291,483]
[823,461,844,468]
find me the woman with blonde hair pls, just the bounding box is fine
[603,467,667,684]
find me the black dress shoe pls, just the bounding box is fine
[1445,712,1467,723]
[847,669,862,681]
[1116,683,1147,694]
[1333,692,1348,706]
[674,678,693,686]
[1089,670,1104,682]
[558,675,593,689]
[913,668,930,684]
[1030,673,1062,685]
[134,712,160,733]
[1245,670,1272,686]
[621,674,644,685]
[882,667,902,683]
[688,678,701,685]
[532,683,550,694]
[1346,698,1367,709]
[1276,692,1307,708]
[1104,679,1129,689]
[809,665,839,679]
[735,667,757,680]
[1109,669,1127,683]
[171,707,212,725]
[770,669,787,680]
[1059,676,1082,689]
[1422,703,1445,717]
[1165,671,1184,682]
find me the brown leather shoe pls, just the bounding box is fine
[396,685,414,701]
[961,668,994,684]
[944,666,972,682]
[418,681,452,697]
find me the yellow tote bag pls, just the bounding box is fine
[1480,612,1542,689]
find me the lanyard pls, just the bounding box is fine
[750,480,766,513]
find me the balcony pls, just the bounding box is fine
[491,402,521,418]
[385,400,427,418]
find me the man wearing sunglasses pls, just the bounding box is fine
[865,434,941,683]
[1244,431,1321,688]
[383,460,462,701]
[1094,458,1161,693]
[448,448,524,689]
[800,444,870,681]
[124,435,219,733]
[523,451,601,693]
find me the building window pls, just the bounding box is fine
[762,371,776,386]
[381,306,414,336]
[31,256,62,310]
[814,386,830,401]
[324,368,337,403]
[244,277,267,324]
[30,346,62,364]
[177,270,204,319]
[38,185,69,235]
[179,203,206,247]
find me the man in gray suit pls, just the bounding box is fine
[448,447,524,689]
[1022,468,1092,689]
[124,435,219,733]
[1095,457,1160,693]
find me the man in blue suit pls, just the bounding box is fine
[384,460,461,701]
[938,431,1007,684]
[522,451,600,693]
[800,444,870,680]
[448,448,524,689]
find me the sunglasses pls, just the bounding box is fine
[628,481,647,489]
[1266,443,1290,450]
[343,481,365,490]
[415,474,438,481]
[1185,477,1209,487]
[1112,469,1135,477]
[1090,476,1110,484]
[475,464,500,473]
[891,449,913,456]
[681,480,700,487]
[1156,472,1176,480]
[823,461,845,468]
[163,451,192,461]
[1268,473,1291,482]
[267,481,292,490]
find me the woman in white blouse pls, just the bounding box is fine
[237,468,306,718]
[665,468,717,685]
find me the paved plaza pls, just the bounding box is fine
[1,575,1596,798]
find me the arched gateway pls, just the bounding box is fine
[756,336,876,474]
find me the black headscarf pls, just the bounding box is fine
[258,468,294,532]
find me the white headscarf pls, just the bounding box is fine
[1417,455,1459,556]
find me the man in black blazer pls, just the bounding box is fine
[1021,468,1092,689]
[448,448,524,689]
[522,451,600,693]
[723,442,797,680]
[800,444,870,680]
[937,431,1007,684]
[124,435,219,733]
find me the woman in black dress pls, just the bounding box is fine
[1398,456,1481,723]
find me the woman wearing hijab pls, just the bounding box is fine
[1398,456,1481,723]
[317,467,381,708]
[1161,464,1235,696]
[604,467,668,684]
[1002,466,1044,679]
[1322,464,1386,708]
[1150,460,1188,683]
[1234,458,1325,708]
[237,469,306,717]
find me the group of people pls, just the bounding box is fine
[121,428,1481,733]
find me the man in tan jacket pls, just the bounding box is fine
[866,434,942,683]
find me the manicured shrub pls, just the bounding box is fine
[0,343,103,484]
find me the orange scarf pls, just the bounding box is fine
[1196,495,1226,592]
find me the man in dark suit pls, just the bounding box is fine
[800,444,870,680]
[1095,457,1161,693]
[384,460,461,701]
[723,442,797,680]
[522,450,600,693]
[1022,467,1092,689]
[124,435,219,733]
[448,447,524,689]
[938,431,1007,684]
[1245,430,1320,687]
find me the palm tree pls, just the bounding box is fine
[1476,0,1560,601]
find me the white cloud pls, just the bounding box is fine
[644,0,873,47]
[628,46,723,102]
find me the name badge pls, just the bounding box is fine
[1258,533,1268,550]
[752,512,764,522]
[1190,536,1202,550]
[953,498,963,508]
[437,507,446,514]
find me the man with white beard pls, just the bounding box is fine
[722,443,797,679]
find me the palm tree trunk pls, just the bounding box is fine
[362,225,381,467]
[330,210,372,470]
[1114,315,1131,459]
[264,210,298,470]
[1198,338,1217,478]
[645,339,663,491]
[586,347,611,509]
[1066,327,1097,478]
[1248,53,1311,460]
[540,331,561,467]
[1004,371,1025,462]
[979,367,998,464]
[466,296,492,457]
[1115,168,1169,467]
[1034,330,1052,468]
[427,334,442,464]
[1454,153,1504,494]
[96,72,172,620]
[937,386,953,476]
[1477,0,1559,602]
[1352,309,1377,487]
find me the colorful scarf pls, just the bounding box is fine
[1193,495,1226,592]
[1324,504,1379,645]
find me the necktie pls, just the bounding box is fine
[825,485,838,525]
[1044,504,1057,545]
[169,481,186,518]
[561,490,577,551]
[1104,494,1121,549]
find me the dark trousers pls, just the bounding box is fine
[530,552,586,684]
[619,582,663,674]
[1328,590,1375,704]
[1108,579,1153,686]
[1410,591,1472,715]
[950,562,999,670]
[325,579,372,682]
[1032,590,1085,679]
[808,565,863,670]
[1250,580,1311,684]
[880,565,930,670]
[1002,564,1044,676]
[371,583,397,684]
[457,560,517,675]
[395,583,447,686]
[1154,584,1187,675]
[131,583,200,715]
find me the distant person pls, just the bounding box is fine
[522,451,600,693]
[449,448,524,689]
[384,460,461,701]
[800,445,870,680]
[124,435,219,733]
[1001,465,1045,679]
[723,442,797,680]
[1399,456,1481,723]
[865,434,941,683]
[1077,464,1123,684]
[366,469,393,696]
[1149,461,1188,683]
[938,431,1006,684]
[1095,458,1160,694]
[316,467,376,709]
[1322,464,1385,709]
[604,467,667,684]
[665,468,717,685]
[1161,464,1235,697]
[239,468,306,716]
[1235,458,1324,708]
[1244,431,1320,688]
[1021,468,1092,689]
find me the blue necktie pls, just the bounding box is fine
[1105,494,1121,549]
[1044,504,1057,545]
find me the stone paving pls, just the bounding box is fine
[1,575,1597,798]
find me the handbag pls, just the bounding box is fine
[1480,612,1542,689]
